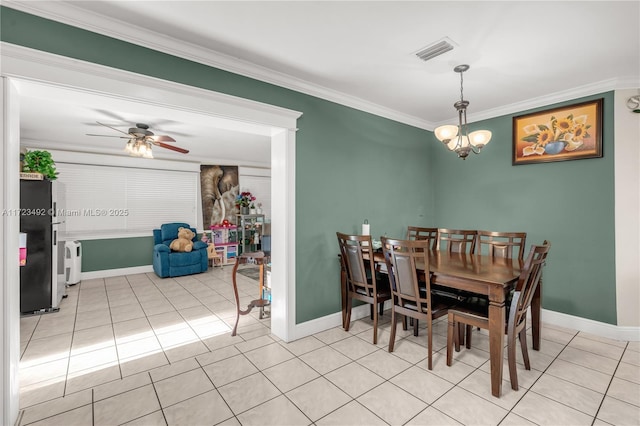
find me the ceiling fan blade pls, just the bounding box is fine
[96,121,131,136]
[86,134,130,138]
[151,135,176,143]
[153,141,189,154]
[92,109,128,122]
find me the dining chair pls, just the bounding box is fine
[405,226,438,335]
[337,232,391,344]
[381,236,453,370]
[446,241,551,390]
[406,226,438,249]
[436,228,478,254]
[469,231,527,337]
[475,230,527,260]
[432,229,478,305]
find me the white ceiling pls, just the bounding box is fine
[7,1,640,162]
[17,79,273,165]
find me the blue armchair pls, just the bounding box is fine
[153,222,208,278]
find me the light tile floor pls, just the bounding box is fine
[17,266,640,425]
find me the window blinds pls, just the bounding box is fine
[55,163,198,236]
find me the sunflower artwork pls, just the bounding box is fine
[512,99,602,165]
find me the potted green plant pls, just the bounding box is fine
[21,150,59,180]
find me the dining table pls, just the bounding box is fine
[339,248,542,398]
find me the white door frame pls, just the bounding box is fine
[1,75,22,426]
[1,43,300,425]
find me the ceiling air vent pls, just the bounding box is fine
[415,38,455,62]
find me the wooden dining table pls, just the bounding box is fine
[339,249,542,398]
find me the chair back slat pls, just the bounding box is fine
[436,228,477,254]
[337,232,376,297]
[476,230,527,260]
[511,241,551,329]
[406,226,438,250]
[382,237,431,313]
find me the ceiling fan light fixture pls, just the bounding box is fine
[142,148,154,159]
[434,64,492,160]
[124,139,154,158]
[124,139,134,154]
[89,121,187,157]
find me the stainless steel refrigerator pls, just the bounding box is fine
[19,179,65,314]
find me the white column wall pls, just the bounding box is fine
[1,78,22,426]
[615,89,640,327]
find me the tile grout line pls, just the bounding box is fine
[591,341,634,424]
[522,331,609,423]
[193,354,238,425]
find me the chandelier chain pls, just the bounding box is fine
[433,64,492,159]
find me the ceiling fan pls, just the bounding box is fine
[87,122,189,158]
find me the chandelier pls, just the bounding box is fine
[125,138,154,158]
[434,64,492,159]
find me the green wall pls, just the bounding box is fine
[80,237,154,272]
[430,92,616,324]
[2,7,617,324]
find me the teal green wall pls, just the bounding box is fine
[430,92,616,324]
[80,237,154,272]
[2,8,617,324]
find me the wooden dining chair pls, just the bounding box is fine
[406,226,438,249]
[475,230,526,260]
[468,231,527,337]
[405,226,438,334]
[446,241,551,390]
[431,229,478,306]
[436,228,478,254]
[381,236,453,370]
[337,232,391,344]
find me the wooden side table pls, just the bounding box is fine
[231,251,271,336]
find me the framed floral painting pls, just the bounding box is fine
[512,99,603,165]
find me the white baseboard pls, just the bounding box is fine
[289,301,392,341]
[81,265,154,280]
[289,305,639,343]
[542,308,640,342]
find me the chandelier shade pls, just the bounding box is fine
[434,64,491,159]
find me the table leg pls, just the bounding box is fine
[256,263,263,319]
[488,288,506,398]
[340,262,347,329]
[532,277,542,350]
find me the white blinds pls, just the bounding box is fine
[56,163,198,236]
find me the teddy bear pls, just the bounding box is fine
[169,227,195,252]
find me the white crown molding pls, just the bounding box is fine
[437,76,640,127]
[4,2,638,131]
[3,1,432,130]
